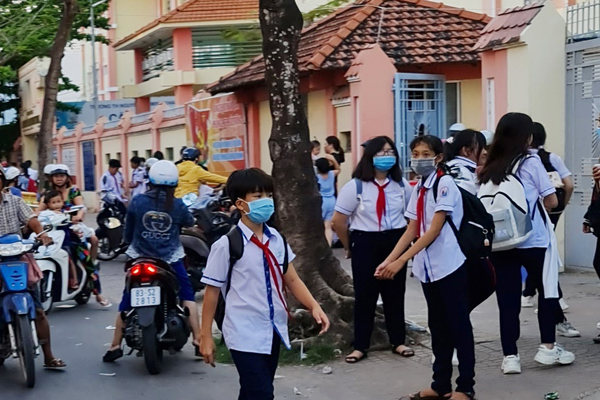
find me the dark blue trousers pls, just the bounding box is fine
[230,332,281,400]
[422,264,475,395]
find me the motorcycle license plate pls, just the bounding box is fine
[131,287,161,307]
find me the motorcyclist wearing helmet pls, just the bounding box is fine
[42,163,55,193]
[103,160,200,362]
[4,166,22,197]
[174,147,227,198]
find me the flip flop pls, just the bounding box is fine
[449,393,476,400]
[102,348,123,363]
[44,358,66,369]
[97,299,112,308]
[193,343,202,358]
[393,346,415,358]
[345,352,367,364]
[405,391,450,400]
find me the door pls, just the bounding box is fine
[393,73,446,174]
[565,39,600,267]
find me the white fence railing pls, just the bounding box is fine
[567,0,600,42]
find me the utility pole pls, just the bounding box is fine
[91,0,108,122]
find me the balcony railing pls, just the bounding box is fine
[104,120,120,130]
[567,0,600,43]
[131,112,152,125]
[164,106,185,119]
[82,125,95,134]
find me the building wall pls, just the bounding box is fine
[335,105,352,189]
[460,79,483,130]
[127,132,153,160]
[100,137,124,172]
[160,126,187,161]
[307,90,329,144]
[259,100,273,173]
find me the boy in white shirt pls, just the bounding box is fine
[200,168,329,400]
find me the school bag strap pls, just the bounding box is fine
[537,149,556,172]
[224,225,244,295]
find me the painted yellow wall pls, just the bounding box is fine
[506,45,530,115]
[307,90,329,144]
[335,105,353,189]
[160,126,187,161]
[259,100,273,173]
[127,132,152,160]
[460,79,482,130]
[100,137,123,173]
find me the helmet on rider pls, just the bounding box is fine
[43,164,55,175]
[49,164,71,176]
[145,157,159,170]
[149,160,179,187]
[4,166,20,181]
[181,147,201,161]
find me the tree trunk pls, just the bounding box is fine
[37,0,79,192]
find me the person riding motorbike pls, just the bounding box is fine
[103,160,201,362]
[0,168,66,369]
[174,147,227,198]
[4,166,22,197]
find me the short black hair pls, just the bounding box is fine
[44,189,62,205]
[315,158,330,174]
[410,135,444,155]
[109,159,121,169]
[153,151,164,160]
[352,136,402,182]
[227,168,274,202]
[444,129,486,161]
[311,140,320,149]
[531,122,547,148]
[130,156,141,166]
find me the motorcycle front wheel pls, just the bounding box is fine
[142,324,163,375]
[97,237,119,261]
[40,271,54,315]
[15,315,36,388]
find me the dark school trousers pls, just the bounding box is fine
[230,332,281,400]
[492,248,559,356]
[350,228,407,352]
[593,236,600,281]
[422,264,475,395]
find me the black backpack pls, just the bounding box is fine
[433,172,494,260]
[214,225,289,331]
[538,149,566,214]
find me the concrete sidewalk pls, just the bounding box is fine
[274,252,600,400]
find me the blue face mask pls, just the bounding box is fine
[244,198,275,224]
[373,156,396,172]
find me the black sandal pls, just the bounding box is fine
[345,351,367,364]
[102,348,123,363]
[450,393,476,400]
[405,391,449,400]
[594,334,600,344]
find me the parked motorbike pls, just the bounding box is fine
[121,257,190,375]
[35,206,94,313]
[181,192,237,293]
[96,191,127,261]
[0,235,42,388]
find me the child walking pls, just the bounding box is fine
[200,168,329,400]
[315,157,340,245]
[377,135,475,400]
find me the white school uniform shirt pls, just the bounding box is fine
[335,178,413,232]
[446,156,479,195]
[515,154,556,249]
[201,221,295,354]
[405,173,465,283]
[130,166,147,197]
[100,171,125,202]
[530,148,572,179]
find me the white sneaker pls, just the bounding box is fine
[534,344,575,366]
[501,355,521,374]
[559,298,569,312]
[521,296,534,308]
[557,322,581,338]
[597,321,600,330]
[431,349,459,366]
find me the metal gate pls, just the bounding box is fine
[393,73,446,174]
[565,38,600,267]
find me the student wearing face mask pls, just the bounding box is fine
[332,136,413,364]
[378,135,475,400]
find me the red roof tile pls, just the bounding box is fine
[114,0,259,48]
[208,0,490,94]
[472,2,543,51]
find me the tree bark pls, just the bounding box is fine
[37,0,79,191]
[259,0,357,346]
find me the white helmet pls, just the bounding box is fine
[481,130,494,146]
[4,167,20,181]
[145,157,159,169]
[50,164,71,176]
[449,123,466,133]
[43,164,55,175]
[149,160,178,187]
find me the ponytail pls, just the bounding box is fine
[445,129,486,162]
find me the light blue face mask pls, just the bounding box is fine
[244,198,275,224]
[373,156,396,172]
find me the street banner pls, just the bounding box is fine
[185,94,247,174]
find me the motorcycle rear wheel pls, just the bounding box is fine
[16,315,36,388]
[97,237,119,261]
[142,324,162,375]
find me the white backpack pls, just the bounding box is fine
[478,157,533,251]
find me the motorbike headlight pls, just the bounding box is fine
[107,217,121,229]
[0,243,27,257]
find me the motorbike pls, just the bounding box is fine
[181,191,237,293]
[96,190,128,261]
[121,257,190,375]
[35,206,94,313]
[0,235,42,388]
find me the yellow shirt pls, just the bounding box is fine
[175,161,228,198]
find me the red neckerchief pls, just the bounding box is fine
[416,169,445,238]
[375,181,390,229]
[249,235,292,318]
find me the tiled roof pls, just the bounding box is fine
[472,3,543,51]
[114,0,259,48]
[208,0,490,93]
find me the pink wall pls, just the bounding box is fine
[480,50,508,129]
[173,28,193,71]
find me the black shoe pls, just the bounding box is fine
[594,334,600,344]
[103,348,123,362]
